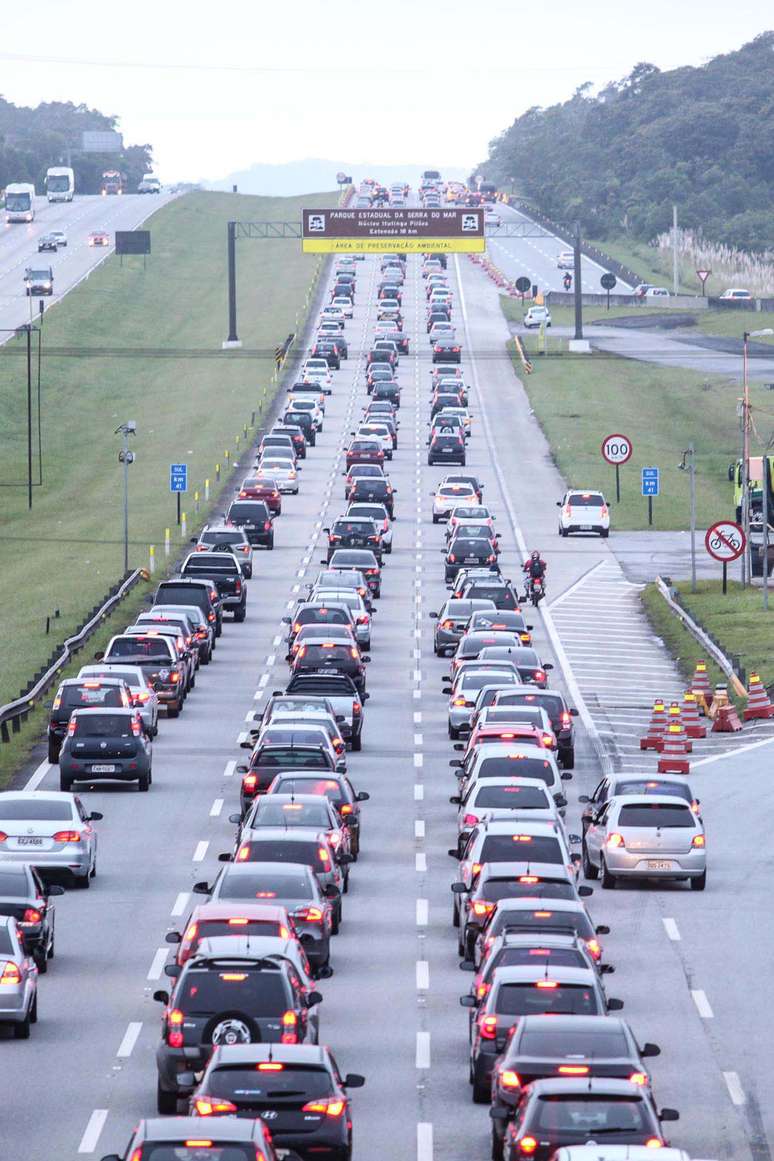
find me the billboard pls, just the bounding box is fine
[81,130,123,153]
[301,208,485,253]
[115,230,151,256]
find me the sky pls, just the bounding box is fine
[2,0,771,183]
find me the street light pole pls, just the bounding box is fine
[572,221,583,341]
[679,445,697,593]
[115,422,137,575]
[742,328,774,589]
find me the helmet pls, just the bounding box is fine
[531,550,540,560]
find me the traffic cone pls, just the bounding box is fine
[743,672,774,721]
[640,698,667,751]
[691,660,712,714]
[680,691,706,739]
[665,701,692,753]
[713,703,743,732]
[707,685,729,720]
[657,722,691,774]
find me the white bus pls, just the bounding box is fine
[5,182,36,223]
[45,167,75,202]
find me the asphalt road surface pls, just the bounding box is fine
[4,238,772,1161]
[0,192,176,339]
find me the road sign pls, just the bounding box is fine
[515,276,531,294]
[641,467,660,496]
[696,269,711,283]
[301,208,485,254]
[170,463,188,493]
[601,434,632,466]
[705,521,745,563]
[600,273,617,290]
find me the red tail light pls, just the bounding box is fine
[630,1071,648,1086]
[302,1098,346,1117]
[440,619,454,630]
[243,773,258,792]
[533,670,546,682]
[21,908,42,925]
[340,804,353,816]
[645,1139,664,1149]
[517,1138,538,1155]
[476,981,491,1000]
[471,862,482,877]
[234,580,242,595]
[170,672,181,684]
[317,847,330,864]
[541,733,555,748]
[264,522,272,531]
[471,900,494,918]
[0,961,22,985]
[53,830,81,843]
[194,1096,238,1116]
[692,834,705,848]
[560,711,572,728]
[500,1069,521,1088]
[448,553,456,563]
[134,690,151,704]
[236,845,250,862]
[295,906,324,923]
[167,1007,184,1048]
[536,979,559,989]
[281,1009,298,1044]
[463,813,479,826]
[479,1014,497,1040]
[600,504,609,517]
[67,719,77,736]
[350,647,359,660]
[258,1061,285,1071]
[239,490,247,498]
[607,832,625,848]
[353,701,361,715]
[183,921,198,942]
[585,938,602,960]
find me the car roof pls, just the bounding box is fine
[479,860,570,880]
[189,901,290,920]
[0,790,74,803]
[516,1013,626,1035]
[211,1043,330,1065]
[135,1118,266,1143]
[491,964,596,984]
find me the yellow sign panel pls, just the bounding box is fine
[303,236,486,254]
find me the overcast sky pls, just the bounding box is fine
[2,0,770,182]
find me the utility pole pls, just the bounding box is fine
[223,221,242,349]
[573,221,583,340]
[115,421,137,575]
[25,325,32,510]
[679,445,697,593]
[672,205,679,296]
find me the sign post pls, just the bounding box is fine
[515,275,531,300]
[170,462,188,526]
[696,269,711,297]
[601,434,633,503]
[301,208,485,254]
[705,520,745,594]
[600,272,617,311]
[641,466,659,526]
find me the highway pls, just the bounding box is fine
[3,226,772,1161]
[0,192,176,338]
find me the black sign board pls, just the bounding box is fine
[115,230,151,256]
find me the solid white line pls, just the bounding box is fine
[223,760,236,778]
[691,733,774,768]
[416,1031,431,1068]
[416,960,430,990]
[691,989,714,1018]
[116,1021,142,1058]
[723,1071,746,1106]
[24,760,51,791]
[415,819,426,839]
[416,898,428,926]
[210,798,224,817]
[192,840,209,862]
[146,947,168,981]
[416,852,427,872]
[662,917,680,941]
[78,1109,108,1154]
[414,784,424,800]
[171,891,189,917]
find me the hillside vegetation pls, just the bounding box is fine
[481,32,774,251]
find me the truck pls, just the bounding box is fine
[4,182,35,223]
[729,455,774,575]
[137,174,161,194]
[101,170,124,196]
[479,180,497,203]
[45,166,75,202]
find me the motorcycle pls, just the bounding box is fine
[525,575,545,607]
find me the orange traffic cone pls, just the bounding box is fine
[657,722,691,774]
[743,672,774,721]
[713,703,744,732]
[640,698,667,751]
[680,691,706,739]
[665,701,692,753]
[691,660,712,714]
[707,685,729,720]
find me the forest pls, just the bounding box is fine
[480,32,774,251]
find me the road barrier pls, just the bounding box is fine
[654,577,748,697]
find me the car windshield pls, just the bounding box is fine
[520,1027,631,1057]
[219,870,313,901]
[617,804,694,827]
[534,1095,649,1134]
[480,835,563,863]
[252,801,330,827]
[179,969,287,1016]
[107,638,170,660]
[61,685,124,708]
[72,713,134,737]
[495,983,598,1017]
[208,1064,333,1101]
[472,785,549,810]
[0,799,71,820]
[460,672,518,692]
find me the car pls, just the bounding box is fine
[283,673,366,752]
[225,499,275,549]
[143,604,215,665]
[88,231,110,246]
[485,209,501,227]
[345,439,384,471]
[445,536,498,581]
[468,929,604,1020]
[311,340,341,369]
[477,645,552,688]
[356,422,393,458]
[490,688,578,769]
[452,776,562,852]
[310,591,372,649]
[579,774,700,833]
[557,490,610,538]
[37,233,59,252]
[432,337,462,363]
[193,523,253,576]
[472,889,607,966]
[237,737,340,813]
[287,396,325,430]
[490,1014,661,1157]
[556,250,575,270]
[501,1078,678,1160]
[24,267,53,295]
[259,432,298,461]
[719,287,753,300]
[166,899,300,966]
[179,550,247,621]
[0,862,62,974]
[189,1043,363,1160]
[290,640,369,699]
[429,430,466,466]
[432,481,478,522]
[331,296,353,318]
[239,792,351,860]
[98,633,189,715]
[266,773,368,858]
[346,502,393,552]
[133,610,206,673]
[524,306,551,328]
[154,577,222,638]
[283,601,358,648]
[231,827,349,923]
[0,791,101,886]
[326,547,382,598]
[430,598,497,657]
[58,707,152,792]
[445,667,523,738]
[307,568,373,608]
[458,575,523,610]
[370,380,401,408]
[582,794,707,889]
[46,676,132,763]
[257,459,300,494]
[0,913,39,1038]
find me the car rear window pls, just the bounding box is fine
[481,879,575,902]
[107,638,171,660]
[253,801,330,827]
[239,840,327,870]
[208,1063,333,1102]
[461,672,518,693]
[520,1027,630,1057]
[85,669,142,688]
[184,558,238,574]
[492,909,591,939]
[300,644,354,663]
[156,584,209,606]
[256,749,329,769]
[297,608,350,625]
[495,983,599,1017]
[618,804,694,827]
[196,918,284,943]
[0,799,71,820]
[473,785,549,810]
[534,1095,649,1134]
[480,835,563,863]
[219,870,313,901]
[570,493,604,507]
[179,968,288,1016]
[229,502,270,521]
[477,757,555,784]
[271,778,345,804]
[201,532,245,546]
[61,685,124,708]
[0,870,29,896]
[142,1146,255,1161]
[618,780,691,802]
[493,947,585,971]
[72,713,134,737]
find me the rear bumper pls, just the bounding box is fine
[606,850,706,878]
[0,847,90,874]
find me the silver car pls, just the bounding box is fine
[311,588,372,649]
[257,458,300,494]
[583,794,706,890]
[78,663,160,737]
[0,916,38,1038]
[0,792,101,885]
[444,665,522,737]
[231,827,350,917]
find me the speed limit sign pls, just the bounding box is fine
[601,434,632,465]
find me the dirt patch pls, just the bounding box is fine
[588,313,698,330]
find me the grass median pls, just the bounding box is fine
[0,189,336,775]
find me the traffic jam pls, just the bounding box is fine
[0,176,711,1161]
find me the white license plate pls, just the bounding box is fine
[441,448,454,453]
[90,764,117,773]
[464,557,478,563]
[580,524,592,531]
[17,837,43,846]
[647,860,673,871]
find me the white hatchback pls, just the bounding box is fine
[558,489,609,537]
[523,306,551,329]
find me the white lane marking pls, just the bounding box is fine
[296,569,305,579]
[210,798,224,818]
[415,819,426,839]
[291,583,300,593]
[416,961,430,990]
[78,1109,109,1154]
[223,760,236,778]
[691,989,714,1018]
[416,1031,431,1069]
[258,673,269,688]
[663,917,680,941]
[236,731,248,746]
[414,784,424,800]
[416,852,427,872]
[244,710,256,723]
[272,635,281,647]
[171,892,189,917]
[147,947,168,981]
[414,733,423,746]
[691,733,774,768]
[116,1021,142,1058]
[266,654,276,667]
[416,898,429,926]
[193,840,209,863]
[723,1071,746,1106]
[24,760,51,791]
[414,711,422,724]
[414,753,424,768]
[413,670,422,682]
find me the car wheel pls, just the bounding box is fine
[59,774,72,792]
[600,856,616,889]
[167,701,180,719]
[34,950,48,975]
[13,1010,31,1040]
[559,527,569,537]
[432,515,439,524]
[452,899,460,928]
[75,870,91,890]
[30,994,38,1025]
[268,537,274,550]
[691,870,707,891]
[449,724,459,740]
[47,742,60,765]
[582,842,598,880]
[601,529,609,538]
[47,932,55,959]
[351,731,362,752]
[561,746,575,770]
[138,772,150,792]
[157,1080,179,1115]
[491,1125,505,1161]
[472,1072,489,1104]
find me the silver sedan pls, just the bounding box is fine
[582,794,706,890]
[0,792,102,886]
[0,916,38,1037]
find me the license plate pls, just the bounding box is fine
[17,836,43,846]
[647,860,673,871]
[464,557,478,563]
[580,524,592,531]
[90,764,117,773]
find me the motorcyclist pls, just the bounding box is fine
[562,272,572,291]
[523,551,547,583]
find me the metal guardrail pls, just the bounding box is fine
[654,576,747,697]
[0,568,146,742]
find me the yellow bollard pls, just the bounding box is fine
[181,512,187,539]
[205,478,210,501]
[149,545,155,574]
[164,528,170,556]
[194,490,200,514]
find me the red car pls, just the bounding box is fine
[239,476,282,514]
[461,721,556,758]
[346,439,384,471]
[166,901,298,965]
[88,230,110,246]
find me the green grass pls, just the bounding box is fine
[584,234,695,294]
[0,189,336,772]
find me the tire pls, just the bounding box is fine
[157,1079,179,1115]
[691,870,707,891]
[59,774,73,792]
[582,842,598,880]
[452,900,460,928]
[13,1011,31,1040]
[234,606,246,623]
[167,702,180,719]
[491,1126,505,1161]
[449,724,460,740]
[561,746,575,770]
[432,515,439,524]
[47,741,60,764]
[138,772,150,792]
[600,529,609,538]
[560,527,569,538]
[35,950,48,975]
[75,870,91,890]
[351,730,362,752]
[268,538,275,550]
[30,994,38,1024]
[472,1072,489,1104]
[600,856,616,890]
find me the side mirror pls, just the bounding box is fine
[449,760,463,770]
[218,852,233,863]
[607,998,624,1011]
[356,791,370,801]
[556,500,562,507]
[601,963,615,974]
[429,611,438,619]
[165,930,182,944]
[453,743,465,752]
[100,1155,123,1161]
[335,714,345,723]
[192,881,210,895]
[448,848,461,860]
[306,990,323,1007]
[659,1109,679,1122]
[568,834,582,845]
[555,794,567,808]
[282,616,291,624]
[190,536,197,543]
[240,740,253,749]
[459,995,476,1008]
[362,656,371,663]
[164,963,181,978]
[323,527,330,533]
[543,662,554,671]
[561,771,572,781]
[596,924,611,935]
[451,882,467,893]
[153,989,170,1004]
[229,813,242,824]
[236,764,249,774]
[88,811,104,821]
[570,707,579,717]
[47,884,65,897]
[343,1073,365,1088]
[641,1042,661,1057]
[449,795,461,804]
[459,959,476,972]
[578,794,590,804]
[578,885,593,897]
[337,853,354,865]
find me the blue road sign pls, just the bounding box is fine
[641,466,659,497]
[170,463,188,493]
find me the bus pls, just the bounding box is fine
[5,182,36,222]
[45,167,75,202]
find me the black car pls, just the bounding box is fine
[100,1118,284,1161]
[429,431,466,467]
[492,689,578,769]
[227,499,275,549]
[99,634,188,717]
[370,381,401,408]
[180,551,247,621]
[58,707,153,792]
[238,741,338,812]
[24,266,53,296]
[445,537,498,581]
[432,337,462,363]
[155,949,320,1112]
[155,577,222,637]
[266,772,369,857]
[427,308,451,331]
[348,476,395,517]
[325,518,382,562]
[191,1043,364,1161]
[47,676,132,763]
[283,409,316,444]
[460,576,521,610]
[431,391,465,418]
[327,548,381,597]
[311,341,341,370]
[290,642,369,698]
[0,863,63,972]
[194,523,254,576]
[37,234,59,252]
[490,1015,661,1158]
[284,672,366,751]
[502,1077,678,1160]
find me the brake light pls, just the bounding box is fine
[471,862,482,877]
[600,504,609,517]
[607,833,625,848]
[520,633,531,643]
[357,615,369,625]
[264,522,272,531]
[533,670,546,682]
[500,1069,521,1088]
[258,1061,285,1071]
[184,1145,213,1151]
[318,847,330,864]
[692,834,705,847]
[645,1139,664,1149]
[350,647,359,660]
[560,711,572,728]
[512,835,533,843]
[134,690,151,704]
[243,773,258,792]
[630,1071,648,1086]
[293,622,301,633]
[517,1138,538,1155]
[170,671,181,684]
[353,701,361,715]
[586,938,602,960]
[479,1014,497,1040]
[563,504,572,518]
[67,719,77,737]
[21,908,42,925]
[194,1096,238,1116]
[208,612,216,622]
[452,697,468,707]
[448,553,456,563]
[559,1064,589,1075]
[234,580,242,595]
[536,979,559,989]
[463,813,479,826]
[236,845,250,861]
[281,1009,298,1044]
[0,961,22,985]
[295,906,324,923]
[340,804,353,816]
[239,490,247,498]
[168,1007,184,1048]
[476,981,491,1000]
[440,619,454,630]
[302,1098,346,1117]
[519,876,539,884]
[53,830,81,843]
[471,900,494,917]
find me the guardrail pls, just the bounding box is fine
[0,568,146,743]
[508,201,644,288]
[654,576,748,697]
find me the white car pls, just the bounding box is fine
[432,481,478,522]
[556,250,575,270]
[356,423,393,458]
[523,305,551,328]
[644,286,670,298]
[319,306,345,326]
[719,287,752,300]
[558,489,609,537]
[287,398,323,430]
[429,323,456,345]
[49,230,67,247]
[0,791,100,884]
[257,458,299,494]
[484,210,501,227]
[302,359,333,388]
[331,296,354,318]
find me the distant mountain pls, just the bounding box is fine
[207,159,470,197]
